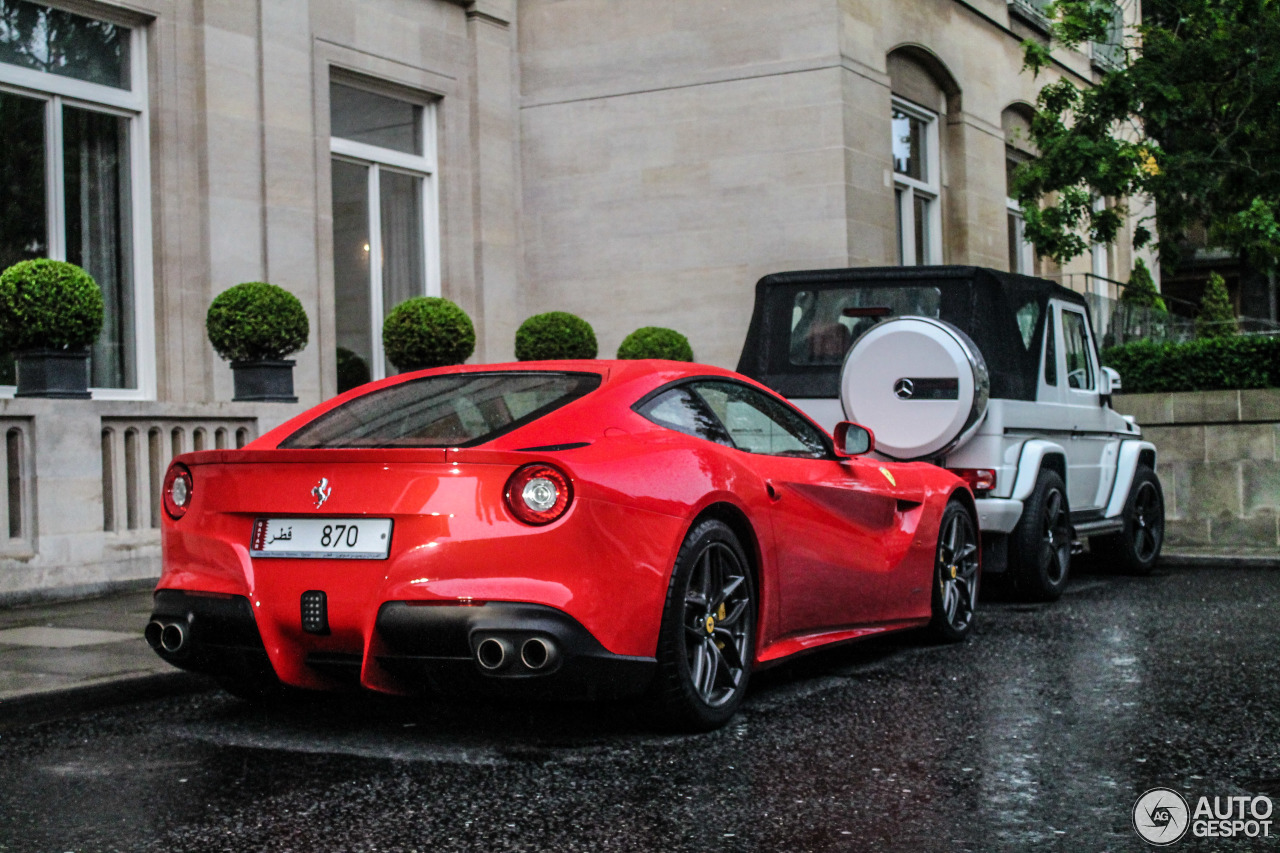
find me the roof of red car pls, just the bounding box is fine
[253,359,748,449]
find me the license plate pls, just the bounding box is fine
[250,518,393,560]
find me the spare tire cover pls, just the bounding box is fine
[839,316,989,461]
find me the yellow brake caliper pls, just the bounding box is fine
[706,603,728,650]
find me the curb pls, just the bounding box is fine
[0,670,210,731]
[1160,551,1280,570]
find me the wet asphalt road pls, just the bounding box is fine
[1,564,1278,853]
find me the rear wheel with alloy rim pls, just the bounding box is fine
[1010,469,1071,602]
[928,500,980,641]
[649,519,755,732]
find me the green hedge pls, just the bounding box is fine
[1101,335,1280,393]
[515,312,597,361]
[382,297,475,371]
[207,282,309,362]
[0,259,104,351]
[617,326,694,361]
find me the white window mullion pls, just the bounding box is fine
[47,95,65,261]
[422,101,438,167]
[897,188,915,266]
[424,172,440,297]
[127,23,156,400]
[0,63,141,112]
[926,190,942,264]
[367,163,385,380]
[330,137,429,173]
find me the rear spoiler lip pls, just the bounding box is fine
[171,443,594,468]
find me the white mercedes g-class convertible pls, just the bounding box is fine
[737,265,1165,600]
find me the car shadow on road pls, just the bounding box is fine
[189,635,923,751]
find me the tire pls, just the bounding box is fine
[1009,469,1071,602]
[648,519,755,732]
[928,501,981,642]
[1092,466,1164,575]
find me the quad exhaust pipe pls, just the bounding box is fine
[145,619,190,656]
[476,636,514,671]
[474,634,559,673]
[520,636,558,671]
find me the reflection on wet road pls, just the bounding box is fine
[1,565,1278,852]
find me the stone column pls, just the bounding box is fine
[465,0,521,362]
[259,0,321,404]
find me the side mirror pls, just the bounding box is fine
[1099,365,1121,407]
[1100,366,1122,393]
[834,422,874,457]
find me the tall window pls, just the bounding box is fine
[1006,151,1034,274]
[0,0,152,395]
[1091,1,1125,69]
[1091,196,1112,299]
[892,99,941,266]
[329,80,439,393]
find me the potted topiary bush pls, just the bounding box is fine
[382,296,475,372]
[0,259,104,398]
[206,282,309,402]
[514,311,597,360]
[617,326,695,361]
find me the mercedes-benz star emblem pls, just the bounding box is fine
[893,378,915,400]
[311,477,332,508]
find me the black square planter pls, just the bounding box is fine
[231,359,297,402]
[14,349,92,399]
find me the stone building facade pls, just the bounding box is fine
[0,0,1142,601]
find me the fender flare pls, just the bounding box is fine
[1103,440,1159,520]
[1009,439,1068,503]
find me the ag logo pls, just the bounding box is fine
[311,477,332,509]
[893,377,915,399]
[1133,787,1190,846]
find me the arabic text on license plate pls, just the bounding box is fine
[250,518,393,559]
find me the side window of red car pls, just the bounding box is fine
[635,387,734,447]
[691,381,829,458]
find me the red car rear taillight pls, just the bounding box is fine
[163,463,194,520]
[504,463,573,525]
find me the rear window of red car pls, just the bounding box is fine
[280,372,602,448]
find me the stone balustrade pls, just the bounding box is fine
[0,399,303,605]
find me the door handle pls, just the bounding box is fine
[765,479,780,501]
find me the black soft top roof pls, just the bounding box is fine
[736,265,1090,401]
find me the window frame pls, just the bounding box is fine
[1060,307,1097,393]
[328,77,441,384]
[1005,150,1034,275]
[281,370,601,449]
[0,5,154,400]
[891,97,942,267]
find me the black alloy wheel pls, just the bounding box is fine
[928,501,980,641]
[1010,469,1072,602]
[650,518,755,731]
[1093,466,1165,575]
